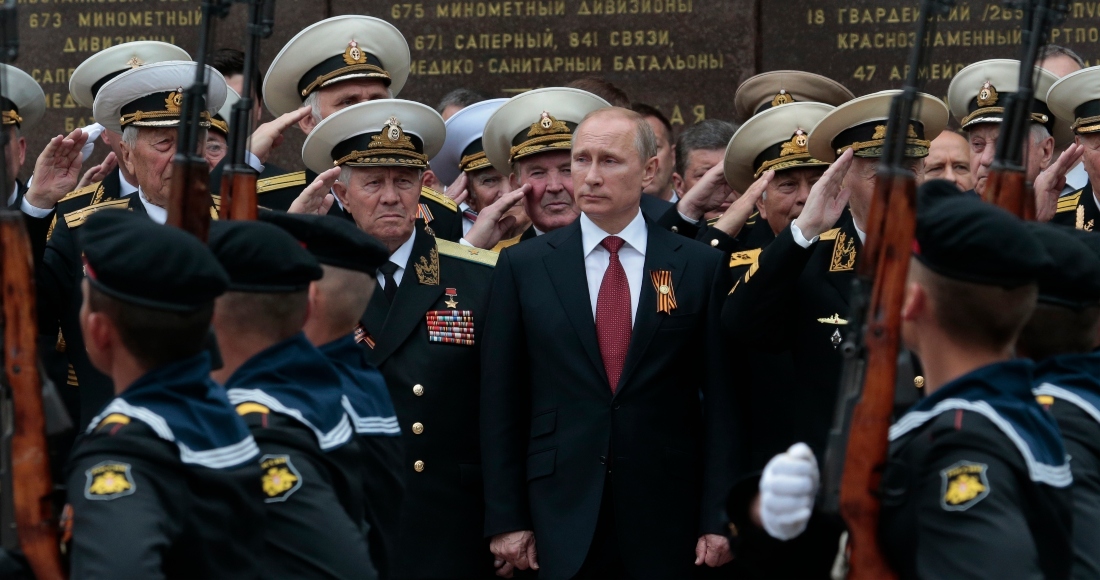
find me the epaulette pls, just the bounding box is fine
[256,171,307,194]
[236,402,270,416]
[1056,190,1083,214]
[729,248,761,268]
[436,238,498,267]
[58,180,102,203]
[63,198,129,229]
[420,186,458,212]
[819,228,841,241]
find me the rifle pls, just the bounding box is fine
[0,1,65,576]
[166,0,231,240]
[820,1,953,577]
[985,0,1070,218]
[219,0,275,221]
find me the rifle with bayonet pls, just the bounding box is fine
[166,0,231,241]
[986,0,1069,219]
[0,0,66,576]
[219,0,275,221]
[820,1,954,577]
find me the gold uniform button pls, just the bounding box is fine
[671,226,679,233]
[710,239,719,247]
[414,460,425,472]
[412,422,424,435]
[413,384,424,396]
[914,376,926,389]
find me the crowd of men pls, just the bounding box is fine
[1,12,1099,580]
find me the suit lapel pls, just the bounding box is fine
[544,223,607,384]
[369,231,445,363]
[616,225,686,395]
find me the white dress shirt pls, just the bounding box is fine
[6,182,17,208]
[460,201,475,236]
[377,231,416,290]
[137,189,168,224]
[580,210,647,325]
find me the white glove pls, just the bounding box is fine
[79,122,105,162]
[760,442,819,541]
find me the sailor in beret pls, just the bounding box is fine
[433,98,533,251]
[302,98,498,578]
[1048,66,1100,231]
[758,186,1075,578]
[947,59,1078,206]
[260,210,403,577]
[482,87,615,242]
[22,41,190,230]
[35,60,226,429]
[205,219,377,579]
[1015,223,1100,579]
[65,210,264,578]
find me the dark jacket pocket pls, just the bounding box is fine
[659,311,700,330]
[459,462,483,489]
[530,409,557,438]
[526,448,556,482]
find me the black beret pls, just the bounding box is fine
[1028,223,1100,308]
[913,182,1052,288]
[259,210,389,276]
[79,210,228,312]
[208,220,322,292]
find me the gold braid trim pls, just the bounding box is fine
[300,64,389,97]
[509,134,572,161]
[334,148,428,166]
[961,106,1048,127]
[121,110,210,127]
[459,151,489,171]
[210,118,228,134]
[2,110,22,125]
[1071,114,1100,134]
[837,138,930,156]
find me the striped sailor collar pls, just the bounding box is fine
[890,359,1071,487]
[224,332,353,450]
[1034,351,1100,422]
[87,352,259,469]
[318,335,401,437]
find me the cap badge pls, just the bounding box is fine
[165,90,183,114]
[771,89,793,107]
[343,40,367,65]
[368,116,417,152]
[780,129,809,157]
[125,56,144,69]
[871,124,919,140]
[977,82,999,107]
[528,111,570,137]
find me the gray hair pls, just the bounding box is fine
[337,164,423,186]
[435,88,488,115]
[1030,123,1052,145]
[577,107,658,164]
[121,124,206,150]
[675,119,738,175]
[1038,45,1085,68]
[304,84,395,125]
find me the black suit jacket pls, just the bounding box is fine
[481,218,738,580]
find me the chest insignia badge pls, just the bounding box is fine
[829,231,857,272]
[84,461,136,501]
[261,455,302,503]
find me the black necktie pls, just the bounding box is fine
[379,262,399,303]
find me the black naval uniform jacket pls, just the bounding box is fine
[360,230,497,579]
[1033,352,1100,580]
[1051,182,1099,232]
[480,218,738,580]
[65,353,264,579]
[209,160,310,212]
[881,360,1073,580]
[225,333,376,580]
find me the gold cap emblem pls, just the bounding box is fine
[977,82,998,107]
[126,56,144,69]
[528,111,570,137]
[780,129,809,157]
[771,89,793,107]
[343,40,367,65]
[384,116,403,143]
[165,90,183,114]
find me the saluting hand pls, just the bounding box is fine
[793,148,854,240]
[444,171,471,205]
[675,162,734,221]
[248,106,312,164]
[76,152,117,190]
[1034,142,1083,222]
[288,166,340,216]
[713,170,773,238]
[462,184,529,250]
[490,529,539,578]
[25,128,88,210]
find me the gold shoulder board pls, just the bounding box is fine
[64,198,130,229]
[436,238,498,267]
[420,186,458,212]
[1056,190,1083,213]
[256,171,307,194]
[58,180,103,203]
[96,413,131,429]
[729,248,762,268]
[819,228,842,241]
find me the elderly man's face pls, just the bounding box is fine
[335,166,422,252]
[1079,133,1100,188]
[300,79,391,134]
[120,127,178,206]
[759,167,823,235]
[680,148,724,193]
[204,132,228,171]
[968,123,1052,199]
[924,131,974,191]
[511,150,578,232]
[572,113,657,224]
[467,167,506,212]
[1038,54,1082,78]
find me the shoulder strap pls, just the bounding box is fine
[436,238,498,267]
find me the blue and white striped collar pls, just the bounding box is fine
[319,335,401,437]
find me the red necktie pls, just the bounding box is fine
[595,236,631,393]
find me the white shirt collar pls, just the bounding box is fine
[853,221,867,245]
[137,189,168,224]
[580,209,647,258]
[5,181,17,207]
[119,169,138,197]
[389,230,417,270]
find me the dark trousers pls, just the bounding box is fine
[575,478,628,579]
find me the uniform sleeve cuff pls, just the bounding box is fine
[790,222,819,249]
[245,151,265,174]
[678,211,701,226]
[459,237,474,247]
[21,196,54,218]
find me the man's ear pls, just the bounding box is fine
[299,112,317,135]
[16,135,26,168]
[332,180,350,209]
[1040,135,1055,169]
[509,172,521,191]
[422,169,441,192]
[118,138,137,176]
[671,172,684,194]
[755,196,768,219]
[640,156,659,189]
[900,281,926,322]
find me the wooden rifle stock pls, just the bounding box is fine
[839,172,914,580]
[986,169,1035,220]
[0,213,65,580]
[167,158,212,242]
[219,169,258,221]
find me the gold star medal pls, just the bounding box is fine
[444,287,459,309]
